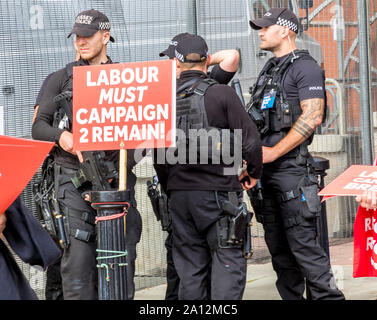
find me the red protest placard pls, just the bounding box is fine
[319,165,377,200]
[353,205,377,277]
[72,59,176,151]
[0,135,54,215]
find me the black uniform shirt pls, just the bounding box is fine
[208,64,236,85]
[280,53,325,101]
[155,70,262,192]
[34,72,54,109]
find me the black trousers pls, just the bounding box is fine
[165,228,211,300]
[56,167,142,300]
[169,190,246,300]
[45,257,63,300]
[164,231,180,300]
[257,158,345,300]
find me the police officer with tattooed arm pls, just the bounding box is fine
[247,8,344,300]
[154,34,262,300]
[32,9,142,300]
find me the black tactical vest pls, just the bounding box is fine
[52,62,76,130]
[248,50,326,140]
[175,77,237,162]
[176,77,218,135]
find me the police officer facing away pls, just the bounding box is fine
[32,9,142,300]
[159,33,240,82]
[157,33,242,300]
[155,34,262,300]
[247,8,345,300]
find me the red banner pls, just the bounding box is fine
[353,205,377,277]
[0,135,54,215]
[72,59,176,151]
[319,165,377,201]
[353,159,377,277]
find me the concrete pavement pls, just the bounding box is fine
[134,241,377,300]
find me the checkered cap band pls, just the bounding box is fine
[98,22,111,30]
[276,17,298,32]
[175,49,184,62]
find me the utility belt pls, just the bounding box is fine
[215,191,253,259]
[61,206,96,243]
[33,161,100,248]
[56,164,99,245]
[32,155,57,239]
[247,171,321,229]
[33,162,71,248]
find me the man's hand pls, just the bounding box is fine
[356,190,377,210]
[0,213,7,235]
[76,151,84,163]
[59,131,84,162]
[32,105,39,124]
[239,169,257,190]
[59,131,74,154]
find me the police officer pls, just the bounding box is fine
[159,33,240,83]
[32,49,81,301]
[32,9,142,300]
[155,34,262,300]
[157,33,242,300]
[247,8,345,300]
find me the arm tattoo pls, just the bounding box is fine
[292,98,324,139]
[293,118,313,139]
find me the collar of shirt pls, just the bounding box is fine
[273,50,301,65]
[77,55,113,66]
[177,70,207,86]
[269,51,295,72]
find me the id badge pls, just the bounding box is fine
[261,89,277,110]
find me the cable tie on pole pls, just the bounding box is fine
[97,263,110,282]
[96,249,128,260]
[93,202,130,224]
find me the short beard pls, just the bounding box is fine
[260,42,276,52]
[82,45,104,64]
[260,42,281,55]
